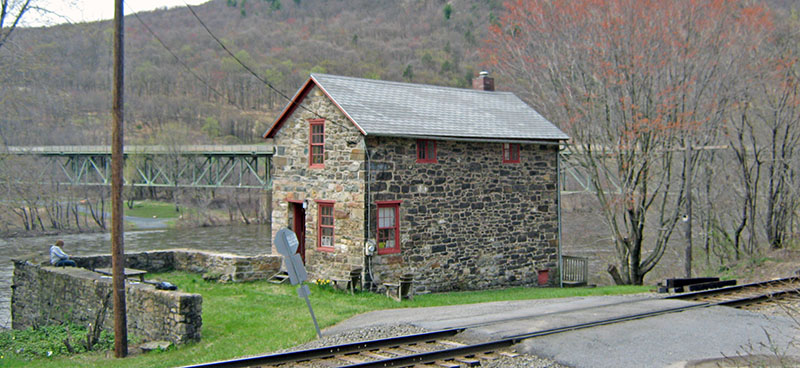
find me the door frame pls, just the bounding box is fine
[288,200,306,264]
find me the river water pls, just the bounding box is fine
[0,225,272,329]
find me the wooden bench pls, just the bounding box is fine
[330,268,363,294]
[330,277,353,293]
[383,273,415,301]
[95,267,148,282]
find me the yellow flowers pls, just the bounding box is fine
[314,279,332,286]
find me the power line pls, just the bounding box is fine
[183,2,334,122]
[124,3,232,105]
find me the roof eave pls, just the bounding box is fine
[369,133,567,145]
[262,75,368,139]
[310,74,367,136]
[262,77,316,139]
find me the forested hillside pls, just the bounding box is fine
[0,0,500,146]
[2,0,798,286]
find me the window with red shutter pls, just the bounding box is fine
[502,143,520,163]
[416,139,437,163]
[317,201,334,252]
[376,201,401,254]
[309,119,325,167]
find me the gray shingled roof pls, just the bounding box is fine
[311,73,568,141]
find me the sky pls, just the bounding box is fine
[23,0,209,27]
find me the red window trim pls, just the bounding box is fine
[316,200,334,252]
[416,139,437,163]
[503,143,520,163]
[309,119,325,168]
[376,201,401,255]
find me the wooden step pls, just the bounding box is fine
[268,271,290,284]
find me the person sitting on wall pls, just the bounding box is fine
[50,240,77,267]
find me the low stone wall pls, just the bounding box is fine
[71,249,282,282]
[11,261,202,343]
[12,249,283,344]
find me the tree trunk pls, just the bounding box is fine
[607,264,625,285]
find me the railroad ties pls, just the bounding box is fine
[252,339,518,368]
[185,328,520,368]
[657,277,737,293]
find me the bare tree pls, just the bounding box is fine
[0,0,32,50]
[485,0,773,284]
[757,32,800,250]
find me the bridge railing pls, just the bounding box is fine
[2,145,274,189]
[3,145,274,155]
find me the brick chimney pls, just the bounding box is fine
[472,71,494,91]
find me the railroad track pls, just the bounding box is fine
[187,277,800,368]
[186,328,521,368]
[667,276,800,309]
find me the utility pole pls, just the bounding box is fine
[111,0,128,358]
[684,143,693,279]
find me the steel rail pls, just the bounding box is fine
[716,287,800,308]
[343,303,712,368]
[344,283,800,367]
[182,328,464,368]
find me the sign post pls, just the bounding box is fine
[274,228,321,338]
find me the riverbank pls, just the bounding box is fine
[0,200,248,239]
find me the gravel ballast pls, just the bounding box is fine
[279,323,568,368]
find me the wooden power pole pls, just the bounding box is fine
[112,0,128,358]
[684,143,693,279]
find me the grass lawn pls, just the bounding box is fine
[1,272,649,367]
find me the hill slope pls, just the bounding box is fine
[0,0,502,146]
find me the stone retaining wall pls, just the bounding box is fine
[11,261,202,343]
[71,249,282,282]
[12,249,282,343]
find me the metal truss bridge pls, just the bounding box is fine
[2,145,273,189]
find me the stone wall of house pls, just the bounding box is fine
[366,137,560,292]
[11,261,201,344]
[71,249,282,282]
[270,86,366,280]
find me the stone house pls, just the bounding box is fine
[263,73,569,293]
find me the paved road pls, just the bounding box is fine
[323,294,800,367]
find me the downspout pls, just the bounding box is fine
[557,144,564,288]
[362,136,374,290]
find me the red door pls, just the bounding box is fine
[291,202,306,264]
